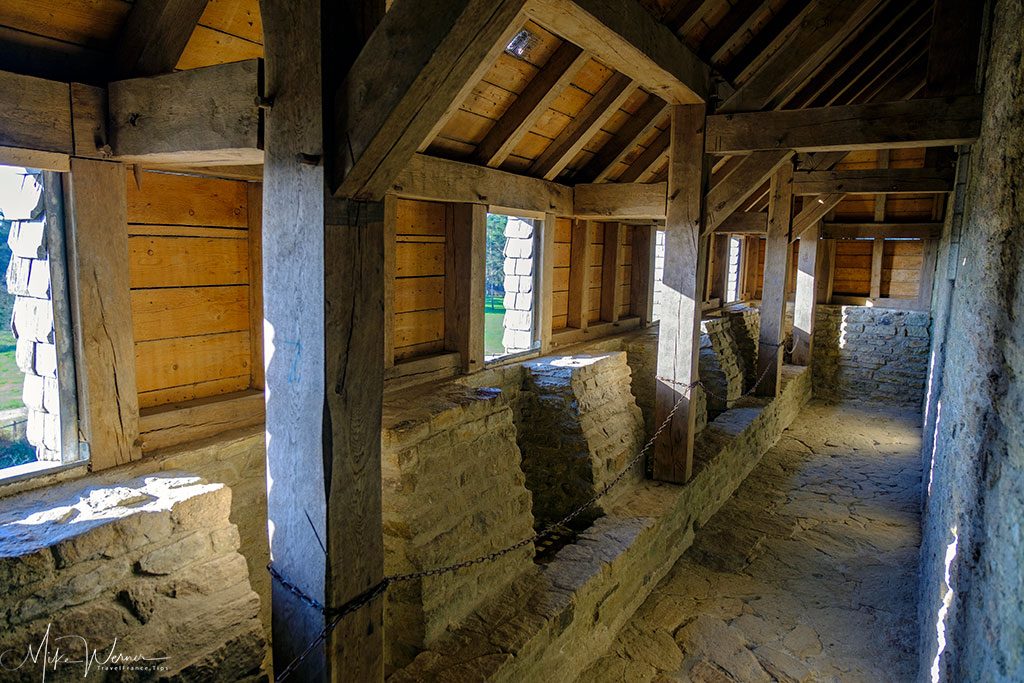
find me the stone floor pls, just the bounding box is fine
[580,401,922,683]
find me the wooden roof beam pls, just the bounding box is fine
[529,72,635,180]
[475,41,589,168]
[332,0,529,200]
[792,168,954,195]
[715,211,767,234]
[573,181,666,219]
[526,0,711,104]
[792,192,845,240]
[718,0,884,113]
[617,127,670,183]
[574,96,668,183]
[705,96,982,155]
[114,0,210,78]
[705,149,793,233]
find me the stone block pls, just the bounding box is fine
[12,296,54,343]
[33,342,57,378]
[8,220,46,259]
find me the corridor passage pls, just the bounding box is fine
[583,401,923,683]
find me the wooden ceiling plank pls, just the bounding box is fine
[719,0,812,86]
[114,0,211,77]
[719,0,884,113]
[616,126,670,183]
[924,0,984,97]
[528,71,635,180]
[526,0,710,104]
[476,41,589,168]
[706,95,982,155]
[575,96,668,182]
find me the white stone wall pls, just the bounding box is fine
[7,214,61,461]
[0,472,266,680]
[501,218,535,354]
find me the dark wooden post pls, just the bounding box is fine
[653,104,707,483]
[791,221,819,366]
[600,222,623,322]
[566,219,593,330]
[755,163,794,397]
[631,224,656,325]
[260,0,385,679]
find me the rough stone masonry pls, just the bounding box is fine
[0,471,266,681]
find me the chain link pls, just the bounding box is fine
[268,389,689,680]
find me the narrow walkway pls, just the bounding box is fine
[581,401,922,683]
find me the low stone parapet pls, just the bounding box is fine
[0,472,266,681]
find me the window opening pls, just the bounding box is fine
[485,213,538,361]
[726,236,742,303]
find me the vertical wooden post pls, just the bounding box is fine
[566,219,593,330]
[755,162,794,397]
[630,224,656,325]
[600,222,623,322]
[64,157,141,470]
[261,0,384,679]
[709,233,729,304]
[818,239,836,304]
[247,182,265,389]
[539,212,557,352]
[653,104,707,483]
[447,203,486,372]
[869,237,884,299]
[791,222,819,366]
[383,195,397,369]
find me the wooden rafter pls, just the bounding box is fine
[529,71,635,180]
[574,95,667,182]
[114,0,210,77]
[705,150,793,233]
[527,0,710,104]
[792,192,845,240]
[617,127,670,183]
[475,41,589,167]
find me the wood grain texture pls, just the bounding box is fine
[115,0,211,77]
[0,69,72,155]
[706,150,793,233]
[445,203,486,371]
[574,182,667,220]
[791,222,819,365]
[755,163,794,397]
[247,182,264,389]
[138,388,264,452]
[108,59,263,165]
[566,219,593,329]
[654,104,707,484]
[793,167,954,195]
[630,224,656,324]
[65,158,141,469]
[135,330,251,394]
[600,222,623,322]
[127,170,247,226]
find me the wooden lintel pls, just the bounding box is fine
[392,154,573,215]
[792,167,954,195]
[573,182,666,220]
[822,222,943,239]
[706,96,982,155]
[715,211,766,234]
[0,70,73,159]
[525,0,709,104]
[108,60,263,165]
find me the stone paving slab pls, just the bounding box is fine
[579,401,922,683]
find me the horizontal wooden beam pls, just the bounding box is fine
[705,96,982,155]
[526,0,709,104]
[822,222,943,239]
[573,181,666,219]
[391,154,573,215]
[705,150,793,233]
[107,60,263,165]
[793,167,954,195]
[0,70,73,159]
[715,211,766,233]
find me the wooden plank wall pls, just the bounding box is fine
[127,171,257,408]
[831,239,874,296]
[393,199,447,361]
[880,239,924,298]
[552,217,571,330]
[618,227,634,318]
[750,239,799,300]
[587,222,606,324]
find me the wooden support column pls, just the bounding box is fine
[755,162,794,397]
[247,182,265,389]
[566,219,593,330]
[64,157,141,470]
[791,222,819,366]
[600,222,623,322]
[709,233,730,303]
[261,0,384,679]
[869,237,885,298]
[653,104,708,483]
[539,212,557,352]
[383,195,397,369]
[446,203,486,372]
[631,224,657,325]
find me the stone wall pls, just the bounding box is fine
[381,384,535,672]
[517,353,645,529]
[812,305,931,409]
[0,471,265,681]
[917,4,1024,681]
[502,218,535,354]
[391,365,813,682]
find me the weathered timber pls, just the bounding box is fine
[446,204,486,372]
[64,158,141,470]
[0,70,72,158]
[630,224,656,324]
[392,154,573,216]
[705,150,793,233]
[715,211,767,234]
[791,221,819,366]
[821,222,943,239]
[618,127,670,183]
[138,389,265,452]
[526,0,709,104]
[114,0,209,77]
[792,167,954,195]
[600,222,623,322]
[755,163,794,397]
[575,96,668,183]
[792,192,846,240]
[566,219,593,330]
[706,96,982,155]
[573,182,666,220]
[654,104,707,484]
[108,60,262,165]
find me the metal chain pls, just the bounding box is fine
[268,391,688,681]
